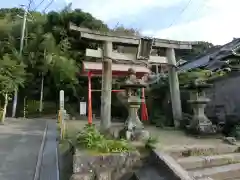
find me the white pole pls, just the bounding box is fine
[59,90,64,110]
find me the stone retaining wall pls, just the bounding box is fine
[59,141,75,180]
[71,149,141,180]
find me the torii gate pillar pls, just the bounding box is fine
[100,41,112,131]
[167,48,182,128]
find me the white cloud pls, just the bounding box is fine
[67,0,240,45]
[143,0,240,45]
[70,0,186,21]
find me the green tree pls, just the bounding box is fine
[0,54,25,123]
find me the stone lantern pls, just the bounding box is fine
[185,82,217,135]
[118,68,149,141]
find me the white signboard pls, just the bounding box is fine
[60,90,64,110]
[80,102,87,115]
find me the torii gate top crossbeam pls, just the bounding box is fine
[70,23,199,50]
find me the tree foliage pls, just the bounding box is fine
[0,54,25,95]
[0,6,111,115]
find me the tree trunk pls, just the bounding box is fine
[1,93,8,124]
[12,89,17,117]
[23,96,26,118]
[39,73,44,113]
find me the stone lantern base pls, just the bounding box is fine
[119,97,149,141]
[188,116,217,135]
[119,127,150,141]
[187,99,217,135]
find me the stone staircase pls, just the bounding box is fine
[165,144,240,180]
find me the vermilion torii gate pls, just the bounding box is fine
[70,23,198,130]
[83,62,150,125]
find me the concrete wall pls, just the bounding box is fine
[205,71,240,120]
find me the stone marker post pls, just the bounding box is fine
[167,48,182,128]
[59,90,65,139]
[60,90,64,110]
[100,41,112,131]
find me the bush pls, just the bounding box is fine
[76,124,134,153]
[25,100,40,115]
[229,125,240,140]
[22,100,57,117]
[145,136,158,150]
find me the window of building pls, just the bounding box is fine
[150,64,163,74]
[157,48,167,56]
[150,65,157,74]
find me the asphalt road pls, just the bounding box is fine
[0,118,48,180]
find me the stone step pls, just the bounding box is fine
[163,145,240,159]
[177,153,240,170]
[151,150,193,180]
[189,163,240,180]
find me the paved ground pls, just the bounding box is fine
[66,120,238,148]
[0,118,56,180]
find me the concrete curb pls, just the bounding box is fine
[152,149,194,180]
[56,145,60,180]
[33,121,48,180]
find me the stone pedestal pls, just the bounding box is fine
[182,83,216,135]
[120,96,149,141]
[186,84,217,135]
[188,98,217,134]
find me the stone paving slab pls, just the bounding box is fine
[0,118,47,180]
[197,178,214,180]
[161,144,239,159]
[189,163,240,180]
[177,153,240,170]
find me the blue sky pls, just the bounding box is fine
[1,0,240,45]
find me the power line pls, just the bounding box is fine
[185,2,206,25]
[167,0,193,29]
[27,0,34,10]
[42,0,54,13]
[33,0,46,11]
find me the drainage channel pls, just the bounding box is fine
[131,153,183,180]
[33,120,59,180]
[132,165,174,180]
[33,121,48,180]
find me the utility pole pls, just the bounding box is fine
[11,6,28,118]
